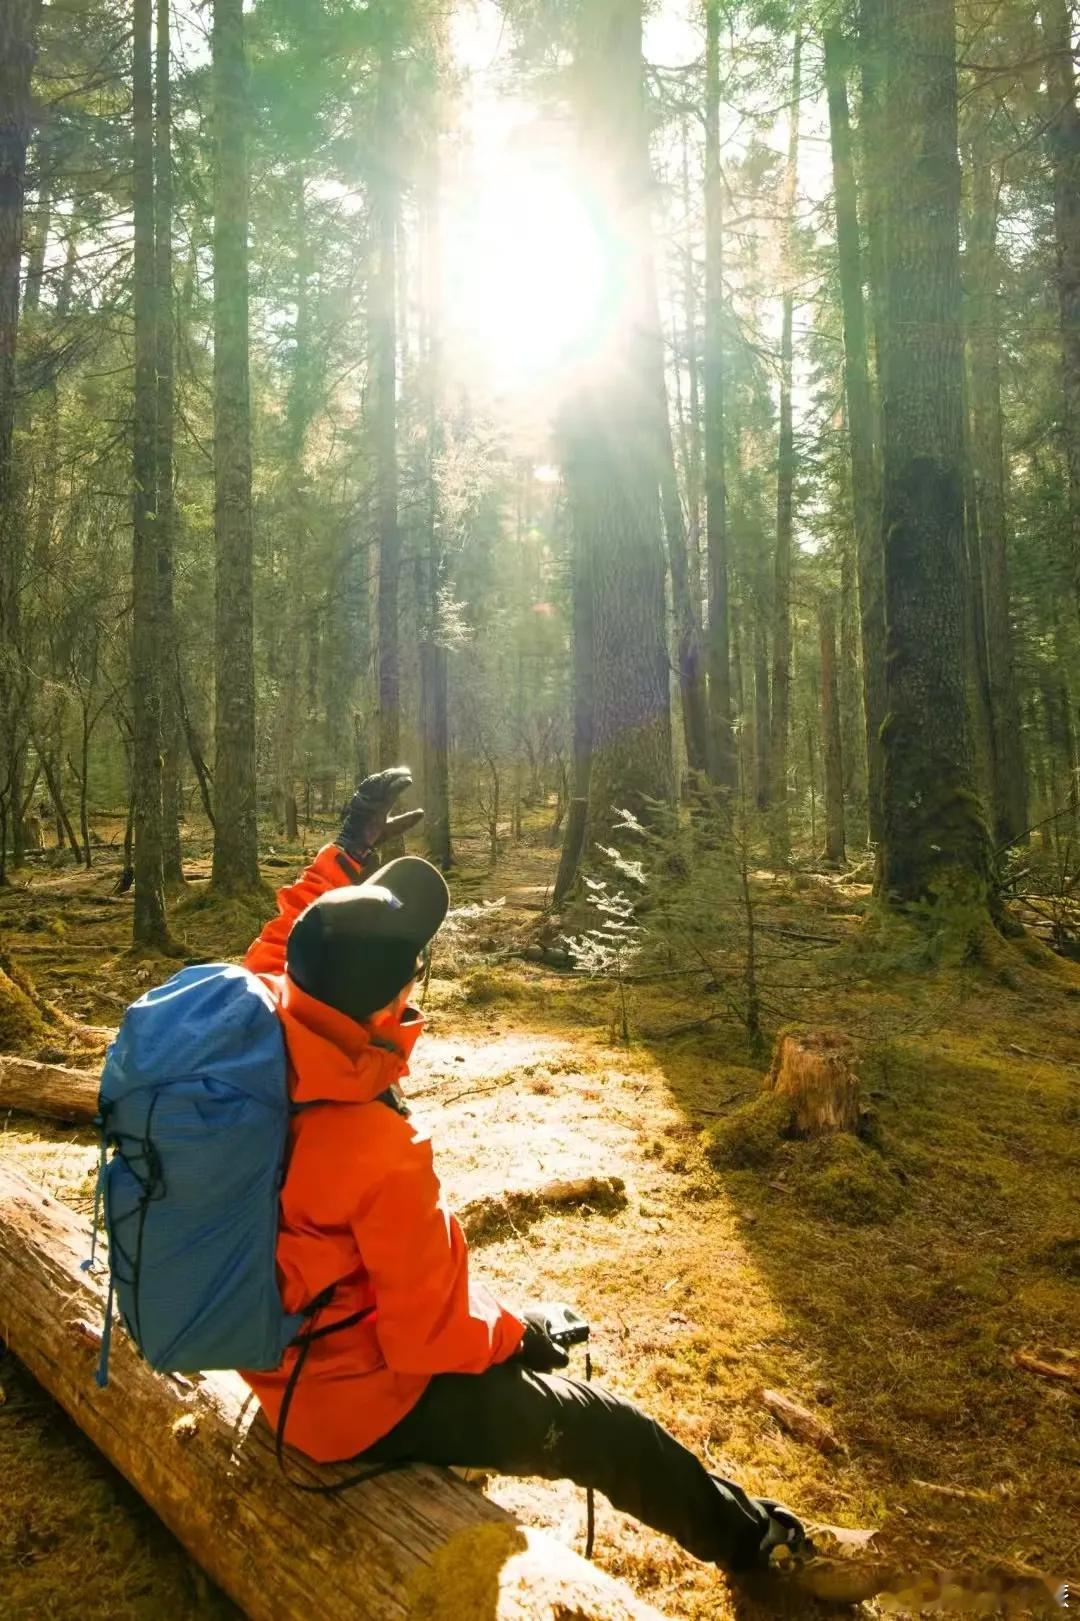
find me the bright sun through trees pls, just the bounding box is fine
[444,152,612,392]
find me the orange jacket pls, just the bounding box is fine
[240,844,524,1463]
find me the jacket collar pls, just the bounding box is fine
[277,973,424,1104]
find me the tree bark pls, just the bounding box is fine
[704,0,736,789]
[878,0,993,906]
[0,0,41,886]
[651,264,709,778]
[960,358,998,822]
[567,0,673,855]
[374,22,401,770]
[420,138,452,871]
[824,30,884,848]
[1040,0,1080,611]
[156,0,183,887]
[819,599,846,864]
[967,156,1028,847]
[131,0,169,948]
[274,172,313,849]
[765,1029,863,1136]
[554,468,595,904]
[838,526,868,847]
[0,1053,97,1123]
[0,1162,662,1621]
[210,0,259,892]
[857,0,889,404]
[768,32,802,864]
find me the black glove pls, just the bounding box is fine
[515,1308,571,1373]
[337,767,424,864]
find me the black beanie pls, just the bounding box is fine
[286,856,450,1024]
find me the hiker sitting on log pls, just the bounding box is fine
[233,767,810,1577]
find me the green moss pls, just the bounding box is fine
[799,1134,904,1225]
[463,968,524,1007]
[703,1093,793,1169]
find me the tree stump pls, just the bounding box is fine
[764,1029,862,1136]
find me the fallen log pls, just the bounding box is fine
[764,1029,863,1137]
[0,1053,99,1124]
[458,1176,628,1246]
[0,1160,661,1621]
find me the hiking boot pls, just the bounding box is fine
[754,1498,814,1568]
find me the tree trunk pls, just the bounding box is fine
[554,460,595,904]
[857,0,889,402]
[824,29,885,848]
[131,0,169,949]
[753,619,770,810]
[878,0,993,907]
[679,118,704,596]
[961,359,998,821]
[0,1162,663,1621]
[210,0,259,893]
[568,0,673,854]
[1040,0,1080,611]
[0,0,41,885]
[967,156,1028,847]
[156,0,183,887]
[838,526,868,847]
[768,32,802,865]
[650,264,708,778]
[420,139,452,871]
[819,599,846,865]
[704,0,735,789]
[375,24,401,769]
[275,172,313,849]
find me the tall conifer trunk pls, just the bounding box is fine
[132,0,169,945]
[211,0,259,891]
[768,32,802,862]
[156,0,183,885]
[704,0,735,788]
[565,0,673,856]
[1039,0,1080,612]
[824,30,884,847]
[879,0,993,905]
[374,24,401,769]
[420,135,451,870]
[968,156,1028,846]
[0,0,41,882]
[819,598,846,864]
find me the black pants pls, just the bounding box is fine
[365,1364,769,1571]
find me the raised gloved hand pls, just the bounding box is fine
[337,768,424,864]
[515,1308,571,1373]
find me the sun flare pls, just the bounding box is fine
[443,142,614,395]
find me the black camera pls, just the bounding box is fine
[541,1302,590,1348]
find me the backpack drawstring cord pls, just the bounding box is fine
[94,1272,116,1388]
[81,1116,109,1275]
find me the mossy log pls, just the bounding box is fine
[0,1054,98,1123]
[0,1161,662,1621]
[764,1029,862,1136]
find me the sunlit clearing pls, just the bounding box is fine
[443,148,614,397]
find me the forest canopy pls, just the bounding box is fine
[0,0,1078,943]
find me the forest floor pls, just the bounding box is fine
[0,818,1078,1620]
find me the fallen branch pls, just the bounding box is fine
[761,1389,841,1454]
[0,1054,98,1124]
[459,1177,628,1247]
[0,1160,660,1621]
[1013,1348,1080,1385]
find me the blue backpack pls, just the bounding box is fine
[89,963,313,1387]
